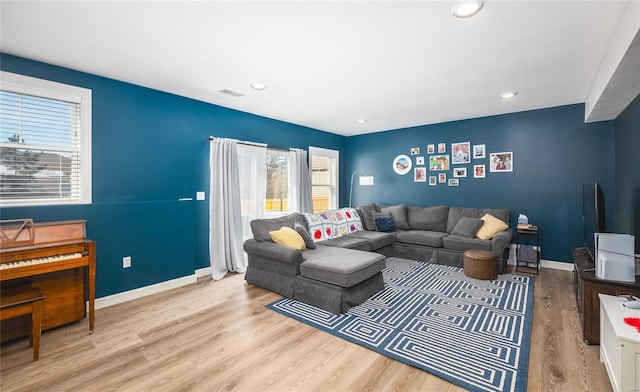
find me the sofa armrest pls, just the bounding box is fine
[243,238,303,266]
[491,228,513,258]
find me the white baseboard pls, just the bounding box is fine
[541,259,574,271]
[95,274,197,310]
[195,266,212,279]
[95,267,213,310]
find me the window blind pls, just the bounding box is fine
[0,90,82,203]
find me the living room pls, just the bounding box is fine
[1,1,639,391]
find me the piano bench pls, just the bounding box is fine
[0,287,46,361]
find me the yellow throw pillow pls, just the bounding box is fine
[269,226,306,250]
[475,214,509,240]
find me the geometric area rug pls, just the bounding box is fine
[267,257,534,392]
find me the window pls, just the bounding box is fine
[309,146,339,213]
[0,71,92,206]
[265,149,289,214]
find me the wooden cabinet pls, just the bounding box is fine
[599,294,640,392]
[573,248,640,344]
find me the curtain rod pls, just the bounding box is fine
[207,136,267,147]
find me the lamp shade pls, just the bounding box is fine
[359,176,375,186]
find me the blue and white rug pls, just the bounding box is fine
[268,257,534,392]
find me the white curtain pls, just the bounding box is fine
[209,138,245,280]
[289,148,314,213]
[237,143,267,246]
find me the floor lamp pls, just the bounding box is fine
[349,170,375,207]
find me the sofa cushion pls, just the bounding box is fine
[372,211,392,220]
[300,246,386,287]
[406,206,448,232]
[396,230,449,248]
[346,231,396,250]
[375,217,396,232]
[359,203,379,231]
[317,236,371,251]
[380,204,409,230]
[442,234,492,252]
[269,226,306,250]
[251,213,305,242]
[446,207,510,233]
[294,222,316,249]
[475,214,509,240]
[451,217,484,238]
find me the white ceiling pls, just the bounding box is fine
[1,1,639,136]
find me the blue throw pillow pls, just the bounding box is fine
[375,217,396,232]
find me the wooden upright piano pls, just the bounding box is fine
[0,219,95,342]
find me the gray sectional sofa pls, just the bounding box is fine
[243,204,512,314]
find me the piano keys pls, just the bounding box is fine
[0,219,96,343]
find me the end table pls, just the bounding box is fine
[516,225,540,274]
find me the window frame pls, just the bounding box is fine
[309,146,339,212]
[0,71,92,207]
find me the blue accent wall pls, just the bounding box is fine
[346,105,615,263]
[614,93,640,252]
[0,54,346,297]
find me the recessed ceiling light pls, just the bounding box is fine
[452,1,484,18]
[356,119,367,124]
[250,82,267,91]
[499,91,518,99]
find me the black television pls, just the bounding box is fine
[583,183,606,261]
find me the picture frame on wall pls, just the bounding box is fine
[489,152,513,172]
[416,156,424,165]
[427,144,435,154]
[473,144,486,159]
[393,154,412,175]
[451,142,470,164]
[411,147,420,155]
[429,155,450,171]
[438,143,446,153]
[414,167,426,182]
[448,179,459,186]
[453,167,467,177]
[474,164,486,178]
[429,176,437,186]
[438,173,447,183]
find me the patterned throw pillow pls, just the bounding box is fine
[294,222,316,249]
[375,217,396,232]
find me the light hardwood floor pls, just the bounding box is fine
[1,266,613,392]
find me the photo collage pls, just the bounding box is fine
[394,142,512,187]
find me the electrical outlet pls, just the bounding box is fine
[123,256,131,268]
